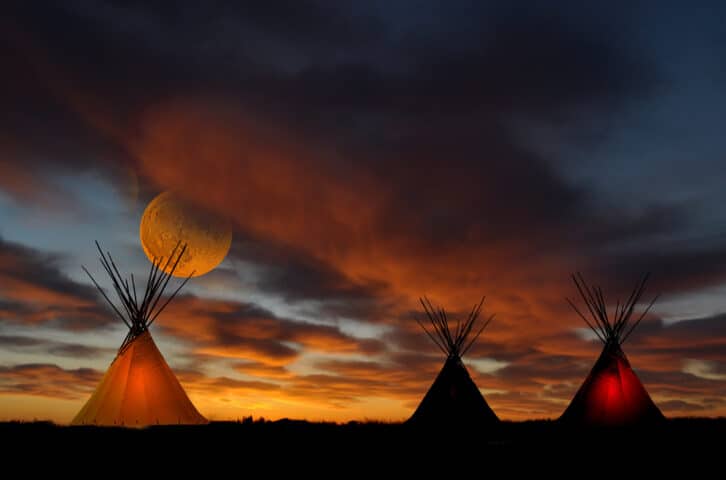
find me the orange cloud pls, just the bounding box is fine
[233,361,295,380]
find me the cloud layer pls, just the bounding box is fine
[1,1,726,421]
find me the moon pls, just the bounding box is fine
[140,191,232,277]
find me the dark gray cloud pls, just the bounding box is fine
[0,335,110,359]
[597,244,726,297]
[657,400,708,412]
[230,235,389,320]
[625,314,726,365]
[0,235,112,329]
[0,363,100,399]
[159,295,387,365]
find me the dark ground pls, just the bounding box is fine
[2,418,724,470]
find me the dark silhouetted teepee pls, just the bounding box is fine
[560,273,664,426]
[72,241,207,426]
[407,297,499,426]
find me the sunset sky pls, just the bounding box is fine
[2,1,726,423]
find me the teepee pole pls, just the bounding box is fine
[569,273,658,347]
[621,293,659,345]
[417,296,492,359]
[83,241,190,344]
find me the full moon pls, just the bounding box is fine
[140,191,232,277]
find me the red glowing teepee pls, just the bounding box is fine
[560,273,664,426]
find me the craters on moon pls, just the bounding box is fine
[140,191,232,277]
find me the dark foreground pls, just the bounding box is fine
[2,418,724,468]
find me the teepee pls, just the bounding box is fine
[560,273,664,426]
[72,241,207,426]
[407,297,499,426]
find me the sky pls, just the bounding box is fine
[1,1,726,423]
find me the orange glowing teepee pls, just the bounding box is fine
[560,273,664,426]
[72,242,206,426]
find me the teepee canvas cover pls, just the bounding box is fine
[408,297,499,425]
[560,274,664,426]
[73,331,206,425]
[72,242,206,426]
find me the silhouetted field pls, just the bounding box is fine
[2,418,723,468]
[0,418,726,455]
